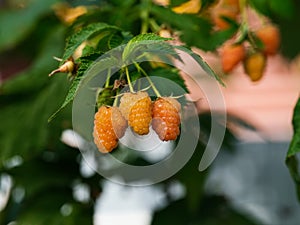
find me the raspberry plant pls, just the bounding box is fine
[0,0,300,224]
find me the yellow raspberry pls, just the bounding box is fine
[152,97,181,141]
[129,96,152,135]
[93,106,127,153]
[119,91,152,135]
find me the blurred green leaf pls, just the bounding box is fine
[269,0,295,19]
[151,5,237,51]
[0,144,98,225]
[249,0,295,20]
[286,97,300,201]
[287,97,300,157]
[248,0,300,59]
[0,26,70,163]
[6,148,79,199]
[273,0,300,59]
[0,25,65,95]
[0,0,58,51]
[16,190,92,225]
[152,195,258,225]
[170,0,188,7]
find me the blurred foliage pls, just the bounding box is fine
[249,0,300,59]
[286,98,300,202]
[0,0,299,224]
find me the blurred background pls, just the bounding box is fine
[1,0,300,224]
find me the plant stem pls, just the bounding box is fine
[239,0,255,49]
[239,0,247,22]
[125,66,134,93]
[105,68,111,88]
[149,18,160,33]
[134,62,161,97]
[140,0,151,34]
[113,90,119,107]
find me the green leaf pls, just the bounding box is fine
[174,45,225,86]
[286,156,300,202]
[287,97,300,157]
[108,32,125,49]
[49,51,122,121]
[62,22,121,61]
[48,53,101,122]
[0,0,58,51]
[144,42,183,63]
[286,97,300,202]
[98,30,132,51]
[122,33,171,62]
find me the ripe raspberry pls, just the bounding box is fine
[93,106,127,153]
[243,52,266,82]
[152,97,181,141]
[221,43,245,73]
[255,25,280,55]
[119,91,152,135]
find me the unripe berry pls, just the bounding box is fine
[243,52,266,82]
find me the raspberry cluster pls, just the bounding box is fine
[219,24,280,82]
[93,91,182,153]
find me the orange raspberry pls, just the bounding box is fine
[243,52,266,82]
[119,91,152,135]
[255,24,280,55]
[152,97,181,141]
[221,43,245,73]
[93,106,127,153]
